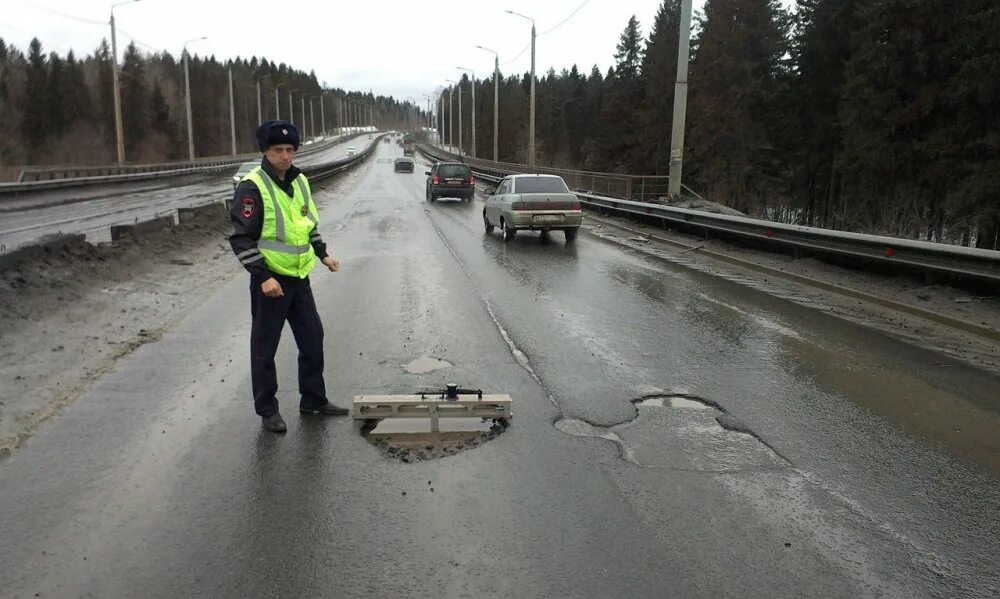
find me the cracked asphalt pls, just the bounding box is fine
[0,143,997,598]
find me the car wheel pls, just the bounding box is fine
[502,219,516,242]
[564,227,579,242]
[484,212,494,233]
[429,193,436,203]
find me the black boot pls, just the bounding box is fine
[299,401,349,416]
[262,412,288,432]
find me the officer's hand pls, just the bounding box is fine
[261,277,284,298]
[322,256,340,272]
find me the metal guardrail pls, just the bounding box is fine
[422,144,703,202]
[0,132,364,196]
[302,133,385,182]
[418,143,1000,283]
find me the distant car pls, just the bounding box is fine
[394,157,414,173]
[425,162,475,202]
[483,174,582,242]
[368,134,373,139]
[232,160,258,190]
[346,146,357,157]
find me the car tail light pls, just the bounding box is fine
[432,175,440,185]
[468,175,476,185]
[571,201,581,210]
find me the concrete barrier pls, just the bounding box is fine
[178,202,227,223]
[110,215,176,241]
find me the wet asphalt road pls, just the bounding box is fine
[0,135,375,252]
[0,143,998,598]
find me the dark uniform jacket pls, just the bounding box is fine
[229,158,329,284]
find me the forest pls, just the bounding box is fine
[1,0,997,247]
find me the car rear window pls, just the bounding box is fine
[438,165,471,178]
[514,177,569,194]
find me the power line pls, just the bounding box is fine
[539,0,592,36]
[115,27,162,54]
[502,42,531,67]
[24,0,106,26]
[501,0,593,67]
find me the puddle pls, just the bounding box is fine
[403,356,453,374]
[364,417,507,462]
[637,396,714,410]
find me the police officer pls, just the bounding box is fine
[230,120,348,433]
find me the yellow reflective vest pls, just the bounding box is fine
[241,167,319,278]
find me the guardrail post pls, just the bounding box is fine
[640,178,645,203]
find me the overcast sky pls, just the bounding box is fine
[1,0,706,102]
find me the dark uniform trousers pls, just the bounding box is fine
[250,273,327,417]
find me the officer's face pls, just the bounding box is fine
[264,144,296,171]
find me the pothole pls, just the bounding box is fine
[554,393,789,469]
[637,396,714,409]
[363,417,508,462]
[554,418,640,465]
[403,356,452,374]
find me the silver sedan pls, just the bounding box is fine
[483,174,583,242]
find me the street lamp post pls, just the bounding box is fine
[274,83,284,120]
[228,65,236,155]
[289,88,298,126]
[255,74,271,125]
[446,79,459,154]
[506,10,535,169]
[457,67,476,157]
[320,92,328,137]
[668,0,693,197]
[422,94,433,138]
[308,96,316,141]
[476,45,500,162]
[109,0,140,165]
[182,36,208,161]
[300,95,306,136]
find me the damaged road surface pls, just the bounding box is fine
[0,143,998,598]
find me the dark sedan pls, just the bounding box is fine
[394,157,415,173]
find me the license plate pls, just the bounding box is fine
[534,215,562,223]
[446,179,462,185]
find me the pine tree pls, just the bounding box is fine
[788,0,858,227]
[638,0,682,175]
[686,0,789,212]
[21,38,47,160]
[120,42,148,154]
[837,0,962,238]
[947,0,1000,248]
[0,37,18,165]
[599,16,645,172]
[94,39,115,145]
[565,65,588,166]
[62,50,92,126]
[46,52,66,137]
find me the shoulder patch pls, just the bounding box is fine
[241,197,255,218]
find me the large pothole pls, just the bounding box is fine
[554,394,789,471]
[363,417,508,462]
